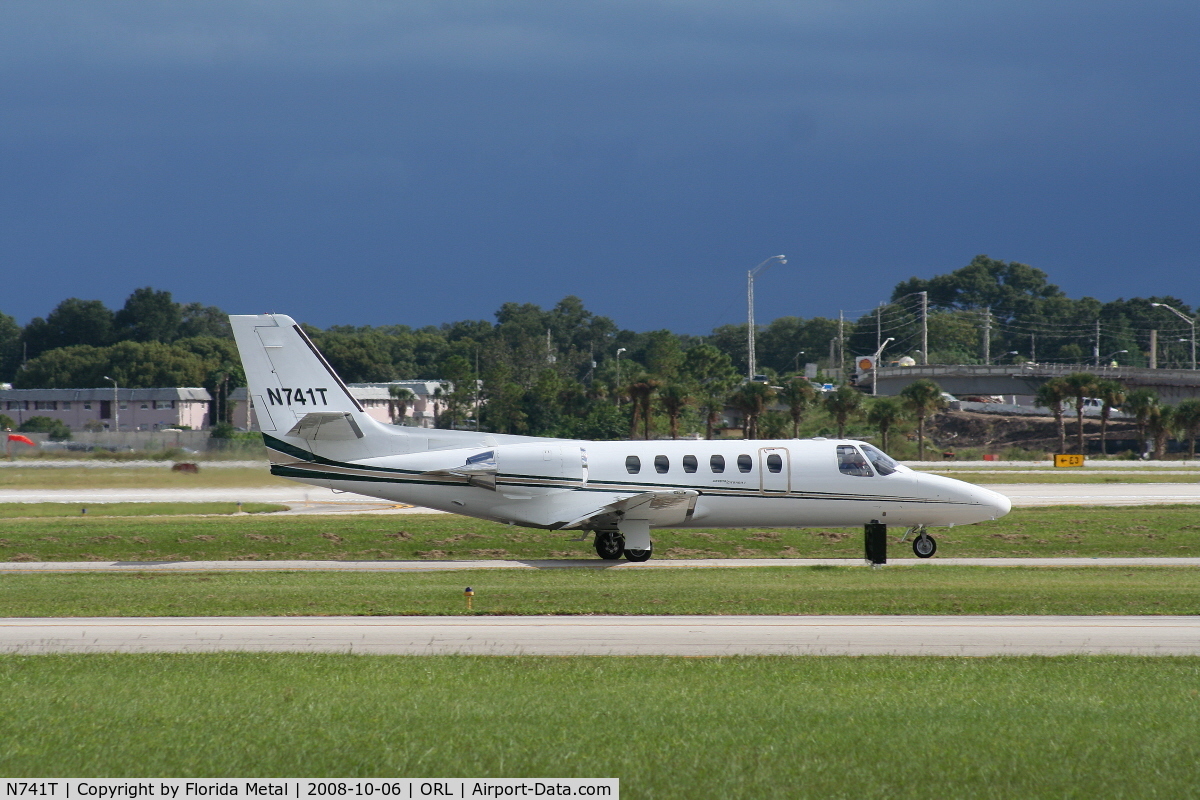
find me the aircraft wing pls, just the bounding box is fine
[558,489,699,530]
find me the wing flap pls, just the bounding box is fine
[558,489,699,530]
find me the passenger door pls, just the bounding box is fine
[758,447,790,493]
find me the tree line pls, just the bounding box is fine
[1,256,1194,442]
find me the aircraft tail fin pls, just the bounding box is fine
[229,313,391,461]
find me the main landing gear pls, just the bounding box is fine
[594,531,653,562]
[902,525,937,558]
[594,530,623,560]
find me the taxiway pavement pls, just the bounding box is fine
[4,482,1200,511]
[2,615,1196,656]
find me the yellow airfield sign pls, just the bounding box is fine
[1054,454,1085,467]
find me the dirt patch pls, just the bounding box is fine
[468,549,511,558]
[927,409,1139,451]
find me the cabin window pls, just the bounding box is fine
[682,455,698,473]
[766,453,783,473]
[837,445,874,477]
[737,454,752,473]
[654,455,669,474]
[625,455,641,474]
[861,444,898,476]
[710,455,725,473]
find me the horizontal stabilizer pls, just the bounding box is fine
[285,412,364,441]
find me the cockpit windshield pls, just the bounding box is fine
[836,445,874,477]
[860,444,899,475]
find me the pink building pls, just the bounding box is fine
[0,387,212,431]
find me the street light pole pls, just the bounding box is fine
[1151,303,1196,370]
[747,255,786,380]
[103,375,119,432]
[1100,349,1128,366]
[871,337,894,396]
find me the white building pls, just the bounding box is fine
[0,387,212,431]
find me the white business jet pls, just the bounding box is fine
[230,314,1010,561]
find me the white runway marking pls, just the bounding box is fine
[2,615,1196,656]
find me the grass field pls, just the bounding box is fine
[1,566,1198,617]
[0,502,286,518]
[1,653,1197,796]
[2,506,1200,561]
[0,466,288,489]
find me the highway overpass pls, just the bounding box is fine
[871,363,1200,404]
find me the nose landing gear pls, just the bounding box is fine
[902,525,937,558]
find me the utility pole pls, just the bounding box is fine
[838,310,845,379]
[919,291,928,365]
[1093,320,1101,367]
[1031,333,1036,363]
[875,304,882,354]
[746,255,786,380]
[1150,330,1158,369]
[982,308,991,365]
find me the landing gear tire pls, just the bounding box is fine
[594,531,625,560]
[623,546,652,563]
[913,533,937,558]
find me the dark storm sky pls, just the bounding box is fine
[2,2,1197,332]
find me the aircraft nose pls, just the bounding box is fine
[976,486,1012,519]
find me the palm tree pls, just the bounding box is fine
[1094,378,1126,456]
[1123,388,1160,457]
[627,377,661,440]
[823,384,864,440]
[1034,377,1070,454]
[1062,372,1099,454]
[1175,399,1200,461]
[729,381,775,439]
[1147,404,1175,460]
[899,379,945,460]
[388,385,415,425]
[698,382,731,440]
[657,384,691,440]
[867,396,906,452]
[779,377,817,438]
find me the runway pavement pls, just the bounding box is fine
[1,556,1199,573]
[2,615,1196,655]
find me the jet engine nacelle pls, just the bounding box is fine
[496,443,588,491]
